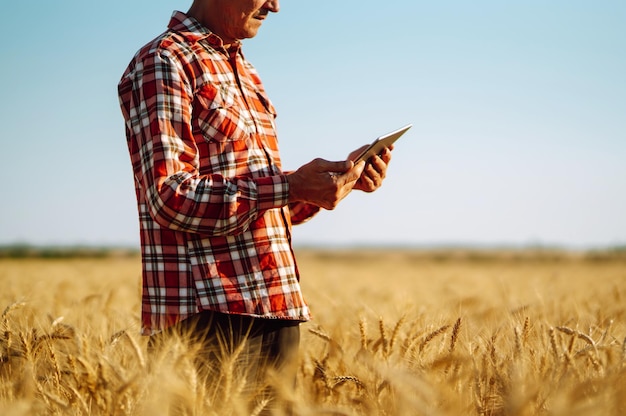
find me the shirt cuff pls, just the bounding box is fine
[255,174,290,211]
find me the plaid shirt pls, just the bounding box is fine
[118,11,319,335]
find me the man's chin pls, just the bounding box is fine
[241,27,262,40]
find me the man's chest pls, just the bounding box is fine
[185,49,282,177]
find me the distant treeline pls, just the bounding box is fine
[1,244,625,261]
[0,244,140,259]
[296,245,626,263]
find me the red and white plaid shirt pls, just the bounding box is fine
[118,11,319,335]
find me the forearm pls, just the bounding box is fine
[143,171,289,236]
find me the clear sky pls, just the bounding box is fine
[1,1,625,248]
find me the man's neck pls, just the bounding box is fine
[187,5,237,48]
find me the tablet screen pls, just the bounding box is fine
[353,124,412,164]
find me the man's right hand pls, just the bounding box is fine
[286,158,365,210]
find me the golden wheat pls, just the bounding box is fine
[0,251,625,415]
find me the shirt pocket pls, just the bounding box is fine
[194,82,255,143]
[254,88,277,118]
[250,87,278,142]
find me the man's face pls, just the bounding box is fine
[212,0,280,44]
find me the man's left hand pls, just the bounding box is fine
[348,145,393,193]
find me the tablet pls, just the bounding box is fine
[353,124,412,164]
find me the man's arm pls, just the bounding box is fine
[119,49,289,237]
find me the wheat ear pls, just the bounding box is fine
[379,317,388,357]
[522,317,530,345]
[549,327,560,359]
[449,317,462,353]
[388,315,406,355]
[419,324,450,353]
[359,317,368,351]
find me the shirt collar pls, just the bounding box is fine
[167,10,241,52]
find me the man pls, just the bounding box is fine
[118,0,392,382]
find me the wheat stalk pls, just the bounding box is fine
[332,375,365,390]
[44,340,62,393]
[249,397,271,416]
[313,358,328,383]
[556,326,596,353]
[2,302,25,355]
[598,319,613,345]
[122,330,146,369]
[41,388,70,411]
[585,349,603,373]
[309,326,343,356]
[217,331,249,404]
[109,329,126,347]
[561,349,582,380]
[18,331,33,362]
[556,326,575,336]
[577,333,596,347]
[68,384,90,414]
[566,330,577,356]
[549,327,560,359]
[359,317,368,351]
[522,317,530,345]
[75,355,99,397]
[449,318,462,354]
[379,317,389,357]
[388,315,406,355]
[309,327,332,343]
[514,327,522,357]
[419,325,450,353]
[487,330,499,366]
[2,301,26,320]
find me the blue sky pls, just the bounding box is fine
[1,1,625,248]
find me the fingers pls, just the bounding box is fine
[376,146,392,165]
[354,147,392,192]
[356,166,381,193]
[361,150,389,181]
[319,162,363,209]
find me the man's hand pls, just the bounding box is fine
[348,145,393,193]
[287,158,365,210]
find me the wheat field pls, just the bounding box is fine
[1,249,625,415]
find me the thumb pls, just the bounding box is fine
[319,159,353,174]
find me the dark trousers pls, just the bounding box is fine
[148,310,301,391]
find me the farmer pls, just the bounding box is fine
[118,0,392,387]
